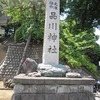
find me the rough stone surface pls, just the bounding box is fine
[11,94,21,100]
[12,75,95,100]
[66,72,82,78]
[21,94,45,100]
[13,75,95,85]
[22,58,38,74]
[12,93,95,100]
[27,72,41,77]
[14,84,93,94]
[38,63,71,77]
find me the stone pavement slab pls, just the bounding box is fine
[95,92,100,100]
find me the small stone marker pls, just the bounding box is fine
[43,0,60,64]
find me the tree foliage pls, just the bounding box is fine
[85,43,100,67]
[0,0,45,43]
[0,0,67,43]
[60,21,99,76]
[59,0,100,76]
[66,0,100,30]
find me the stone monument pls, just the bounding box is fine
[12,0,95,100]
[38,0,69,77]
[43,0,59,64]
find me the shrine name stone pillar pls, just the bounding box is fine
[38,0,69,77]
[43,0,60,64]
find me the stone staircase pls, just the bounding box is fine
[0,44,42,80]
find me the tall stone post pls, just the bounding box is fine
[38,0,66,77]
[43,0,60,65]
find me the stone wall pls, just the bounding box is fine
[12,75,95,100]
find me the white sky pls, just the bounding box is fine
[60,14,67,20]
[95,28,100,45]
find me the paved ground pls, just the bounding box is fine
[0,90,13,100]
[94,92,100,100]
[0,81,13,100]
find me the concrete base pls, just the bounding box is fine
[12,74,95,100]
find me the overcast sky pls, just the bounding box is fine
[95,28,100,45]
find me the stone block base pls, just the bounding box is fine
[12,74,95,100]
[12,93,95,100]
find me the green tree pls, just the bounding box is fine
[66,0,100,30]
[0,0,45,43]
[0,0,67,43]
[60,0,100,77]
[85,43,100,67]
[60,21,99,77]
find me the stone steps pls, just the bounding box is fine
[0,44,42,80]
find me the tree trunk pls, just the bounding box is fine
[16,33,32,75]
